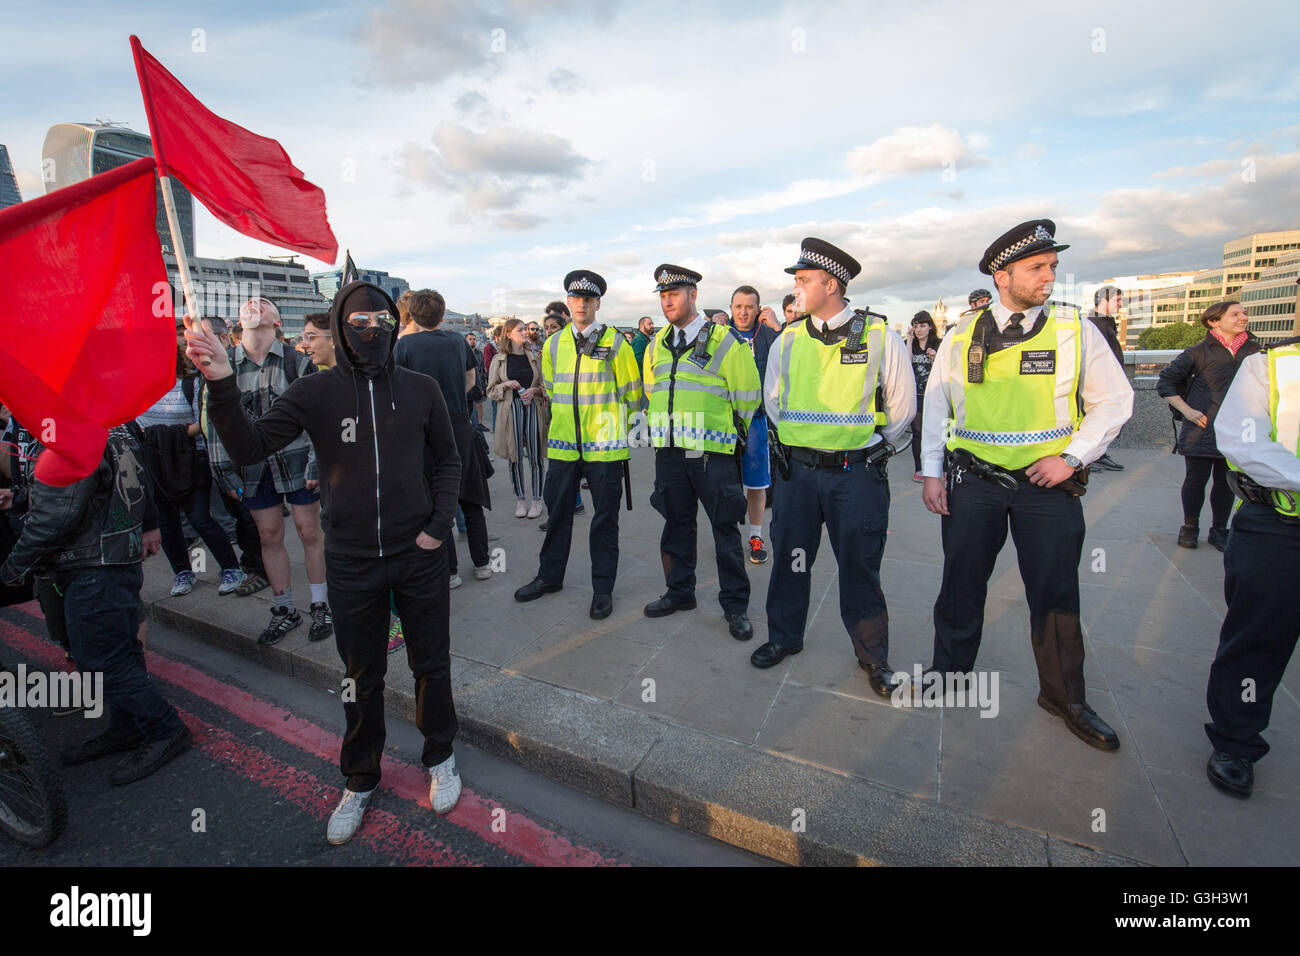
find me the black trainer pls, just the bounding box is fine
[748,535,769,564]
[258,606,302,646]
[61,728,144,766]
[110,726,193,786]
[309,602,334,642]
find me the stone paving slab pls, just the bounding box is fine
[138,447,1299,866]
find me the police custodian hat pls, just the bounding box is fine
[653,264,702,292]
[979,219,1070,275]
[784,237,861,285]
[563,269,607,298]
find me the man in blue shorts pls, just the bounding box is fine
[728,286,780,563]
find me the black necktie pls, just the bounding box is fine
[677,330,687,349]
[1005,312,1025,339]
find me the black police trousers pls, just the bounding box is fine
[1205,502,1300,762]
[650,448,749,615]
[325,544,457,792]
[931,468,1086,705]
[766,457,890,663]
[538,458,623,595]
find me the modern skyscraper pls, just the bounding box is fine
[41,122,195,256]
[311,265,409,302]
[0,144,22,210]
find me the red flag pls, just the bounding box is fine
[130,35,339,263]
[0,157,174,486]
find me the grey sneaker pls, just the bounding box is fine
[449,574,464,590]
[428,754,462,815]
[218,568,248,595]
[170,571,197,596]
[327,788,373,845]
[473,565,492,581]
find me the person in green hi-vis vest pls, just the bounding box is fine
[920,219,1133,752]
[753,238,916,699]
[513,269,643,621]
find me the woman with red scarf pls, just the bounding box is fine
[1158,301,1260,551]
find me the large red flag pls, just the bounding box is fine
[0,157,173,486]
[130,35,339,263]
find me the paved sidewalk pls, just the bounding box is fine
[140,447,1299,866]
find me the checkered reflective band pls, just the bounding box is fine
[989,224,1054,272]
[657,270,693,285]
[779,410,876,426]
[568,277,601,294]
[954,424,1073,445]
[799,248,850,283]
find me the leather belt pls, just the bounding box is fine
[788,446,871,471]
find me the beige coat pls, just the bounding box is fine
[487,349,550,463]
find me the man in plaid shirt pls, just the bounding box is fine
[203,298,332,646]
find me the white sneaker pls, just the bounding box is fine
[449,574,464,589]
[527,499,543,519]
[326,788,373,845]
[515,499,527,518]
[428,754,462,815]
[473,565,493,580]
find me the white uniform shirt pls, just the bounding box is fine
[663,313,708,350]
[763,304,916,450]
[919,302,1133,477]
[1214,351,1300,493]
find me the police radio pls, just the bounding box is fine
[967,318,991,384]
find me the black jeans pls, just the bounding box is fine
[326,545,457,791]
[157,479,240,575]
[447,501,488,575]
[1181,455,1233,529]
[64,564,185,743]
[932,469,1087,705]
[1205,502,1300,762]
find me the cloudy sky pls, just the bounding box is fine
[3,0,1298,325]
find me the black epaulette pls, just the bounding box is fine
[724,326,745,346]
[1265,335,1300,350]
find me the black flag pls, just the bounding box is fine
[342,249,359,285]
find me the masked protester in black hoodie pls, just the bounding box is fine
[184,281,463,845]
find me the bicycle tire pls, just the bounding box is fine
[0,706,68,848]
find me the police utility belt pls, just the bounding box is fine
[946,447,1090,497]
[1225,470,1300,524]
[787,443,895,472]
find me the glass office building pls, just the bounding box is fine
[41,122,195,256]
[0,145,21,209]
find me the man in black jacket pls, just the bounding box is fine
[0,424,191,785]
[1087,285,1126,472]
[185,280,464,845]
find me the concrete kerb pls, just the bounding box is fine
[142,595,1145,867]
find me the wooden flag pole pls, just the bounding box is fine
[159,173,207,364]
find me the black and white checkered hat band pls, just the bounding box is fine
[568,278,601,294]
[799,248,850,283]
[657,271,694,285]
[990,225,1053,272]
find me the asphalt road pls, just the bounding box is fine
[0,603,771,867]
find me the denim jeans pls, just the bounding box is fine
[63,564,186,743]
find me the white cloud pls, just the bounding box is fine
[845,124,990,178]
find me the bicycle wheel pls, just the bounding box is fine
[0,706,68,848]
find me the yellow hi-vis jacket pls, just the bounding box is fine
[542,324,644,462]
[1227,341,1300,517]
[642,321,762,454]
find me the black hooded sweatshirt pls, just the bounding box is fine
[205,281,462,557]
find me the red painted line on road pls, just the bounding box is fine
[3,606,621,866]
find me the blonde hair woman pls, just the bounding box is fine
[487,318,550,517]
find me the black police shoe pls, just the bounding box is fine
[1208,527,1229,552]
[1177,524,1198,549]
[515,577,562,602]
[1037,695,1120,751]
[725,612,753,641]
[644,594,697,617]
[1206,751,1253,798]
[109,726,193,786]
[61,728,144,766]
[590,593,613,620]
[859,660,901,699]
[750,641,801,669]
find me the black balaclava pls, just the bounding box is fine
[339,285,393,379]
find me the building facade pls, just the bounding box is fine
[164,254,329,337]
[311,266,409,303]
[0,144,21,210]
[41,122,196,257]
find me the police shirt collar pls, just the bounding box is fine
[810,304,854,334]
[991,301,1043,332]
[667,312,706,345]
[572,321,603,343]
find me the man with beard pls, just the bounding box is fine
[184,280,463,845]
[920,220,1132,751]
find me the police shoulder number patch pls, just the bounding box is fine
[840,349,869,364]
